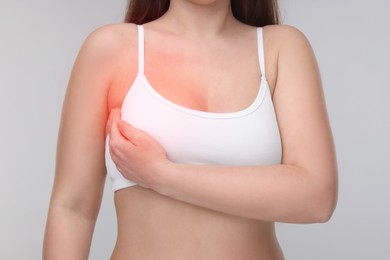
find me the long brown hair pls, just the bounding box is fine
[124,0,280,27]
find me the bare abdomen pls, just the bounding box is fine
[110,186,284,260]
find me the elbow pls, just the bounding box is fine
[303,165,338,224]
[310,185,338,223]
[314,200,336,223]
[49,195,102,223]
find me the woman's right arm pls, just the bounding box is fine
[43,24,121,260]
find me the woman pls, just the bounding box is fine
[43,0,338,259]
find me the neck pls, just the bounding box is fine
[158,0,239,39]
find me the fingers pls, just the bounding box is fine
[107,108,121,132]
[117,120,144,146]
[110,107,121,125]
[105,108,114,137]
[109,108,132,148]
[108,108,145,147]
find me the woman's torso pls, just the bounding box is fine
[105,22,284,259]
[112,187,283,259]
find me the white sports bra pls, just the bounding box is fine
[105,25,282,192]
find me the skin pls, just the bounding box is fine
[43,0,338,259]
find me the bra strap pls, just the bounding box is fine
[137,25,145,74]
[257,27,266,78]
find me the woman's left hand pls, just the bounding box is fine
[107,108,171,190]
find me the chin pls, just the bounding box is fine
[187,0,224,5]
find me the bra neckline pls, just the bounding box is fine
[137,72,269,119]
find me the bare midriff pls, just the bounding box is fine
[110,185,284,260]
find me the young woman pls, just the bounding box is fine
[43,0,338,259]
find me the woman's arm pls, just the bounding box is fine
[159,25,338,223]
[43,24,121,259]
[109,25,338,224]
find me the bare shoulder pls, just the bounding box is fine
[79,23,138,66]
[263,24,312,49]
[262,24,319,93]
[81,23,140,109]
[87,22,137,43]
[253,24,311,96]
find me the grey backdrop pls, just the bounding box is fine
[1,0,389,259]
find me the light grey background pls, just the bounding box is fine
[1,0,389,259]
